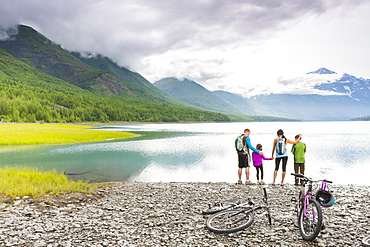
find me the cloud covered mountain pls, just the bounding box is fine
[314,73,370,102]
[244,68,370,120]
[0,25,239,123]
[275,67,370,102]
[156,68,370,120]
[0,25,181,105]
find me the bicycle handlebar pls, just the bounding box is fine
[291,173,304,178]
[291,173,333,183]
[291,173,311,181]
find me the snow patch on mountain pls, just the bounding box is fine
[314,72,370,101]
[218,67,370,102]
[272,72,345,96]
[307,67,337,75]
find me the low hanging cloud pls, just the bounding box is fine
[0,0,367,93]
[265,72,345,96]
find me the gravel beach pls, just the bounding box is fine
[1,182,370,247]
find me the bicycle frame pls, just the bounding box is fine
[292,174,334,210]
[232,188,271,218]
[302,181,316,219]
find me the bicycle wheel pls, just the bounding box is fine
[202,199,239,215]
[362,235,370,247]
[206,209,254,234]
[298,199,323,241]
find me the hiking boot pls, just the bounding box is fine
[237,180,242,184]
[245,181,255,185]
[260,181,265,185]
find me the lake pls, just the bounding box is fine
[1,121,369,185]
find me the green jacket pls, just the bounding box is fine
[291,142,306,163]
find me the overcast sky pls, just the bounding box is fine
[1,0,369,96]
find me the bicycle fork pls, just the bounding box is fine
[303,195,318,228]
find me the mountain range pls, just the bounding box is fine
[1,24,369,122]
[0,24,289,123]
[0,25,229,123]
[155,69,370,121]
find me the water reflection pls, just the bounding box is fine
[1,122,370,185]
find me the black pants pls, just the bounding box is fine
[255,165,264,180]
[275,156,288,172]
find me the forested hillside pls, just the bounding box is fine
[70,52,184,106]
[0,25,182,105]
[350,115,370,121]
[0,49,230,123]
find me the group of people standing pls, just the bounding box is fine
[236,129,305,186]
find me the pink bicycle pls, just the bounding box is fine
[291,173,328,241]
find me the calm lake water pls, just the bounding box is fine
[1,122,370,185]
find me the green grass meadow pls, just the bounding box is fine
[0,123,136,145]
[0,167,96,198]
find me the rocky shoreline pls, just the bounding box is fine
[0,182,369,247]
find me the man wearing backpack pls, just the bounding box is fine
[236,129,263,185]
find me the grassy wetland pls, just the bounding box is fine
[0,123,135,145]
[0,123,133,198]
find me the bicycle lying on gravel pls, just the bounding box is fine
[205,188,272,234]
[291,173,335,241]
